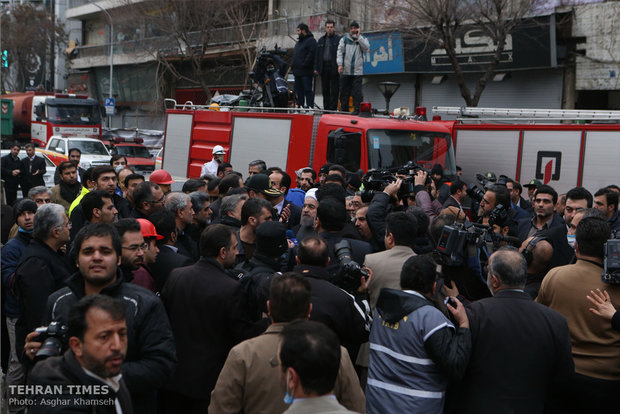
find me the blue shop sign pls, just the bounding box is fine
[363,32,404,74]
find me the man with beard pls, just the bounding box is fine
[296,168,316,192]
[114,218,146,280]
[293,194,318,240]
[517,185,564,243]
[236,198,273,264]
[131,219,162,293]
[160,224,261,412]
[188,191,212,243]
[51,161,82,212]
[26,295,133,414]
[24,223,176,413]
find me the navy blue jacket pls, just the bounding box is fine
[1,230,32,317]
[291,32,317,77]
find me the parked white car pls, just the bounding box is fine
[46,136,111,169]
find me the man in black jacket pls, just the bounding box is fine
[1,143,23,205]
[26,295,134,414]
[294,235,370,363]
[453,247,574,413]
[235,221,288,321]
[314,20,341,110]
[150,210,194,292]
[14,203,72,361]
[20,144,46,197]
[24,223,176,414]
[159,224,262,413]
[292,23,317,108]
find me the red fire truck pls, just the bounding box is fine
[433,106,620,193]
[161,101,456,183]
[3,91,101,148]
[161,101,620,193]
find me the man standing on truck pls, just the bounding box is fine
[292,23,317,109]
[337,21,369,114]
[314,20,340,111]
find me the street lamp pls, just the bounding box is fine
[377,81,400,114]
[86,0,113,128]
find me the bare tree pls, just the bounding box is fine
[1,3,66,92]
[116,0,268,103]
[382,0,544,106]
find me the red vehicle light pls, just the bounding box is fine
[432,115,442,121]
[360,102,372,113]
[415,106,427,117]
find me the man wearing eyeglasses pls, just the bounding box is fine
[114,218,147,280]
[23,222,176,414]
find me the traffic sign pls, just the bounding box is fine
[104,97,115,115]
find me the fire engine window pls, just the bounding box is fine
[326,130,361,172]
[47,105,101,125]
[116,145,151,159]
[367,129,455,173]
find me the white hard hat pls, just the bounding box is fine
[212,145,226,155]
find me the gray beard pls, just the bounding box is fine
[300,216,315,228]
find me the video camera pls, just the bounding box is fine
[466,172,508,203]
[334,240,370,293]
[360,161,430,203]
[250,45,288,83]
[34,321,69,360]
[602,232,620,285]
[436,210,520,266]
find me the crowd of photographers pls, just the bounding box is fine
[1,146,620,413]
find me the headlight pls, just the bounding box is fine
[81,161,91,169]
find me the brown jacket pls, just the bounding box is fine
[208,323,366,414]
[537,259,620,380]
[50,184,72,213]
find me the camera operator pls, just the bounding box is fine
[414,171,443,224]
[431,215,492,301]
[365,178,403,252]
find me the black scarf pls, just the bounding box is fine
[59,180,82,203]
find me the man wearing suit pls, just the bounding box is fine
[150,210,194,292]
[269,169,302,229]
[279,321,359,414]
[20,143,46,197]
[160,224,262,413]
[454,247,574,413]
[364,212,417,310]
[517,184,565,243]
[443,179,467,210]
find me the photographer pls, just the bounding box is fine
[24,223,176,413]
[365,178,403,252]
[25,295,133,413]
[414,170,443,229]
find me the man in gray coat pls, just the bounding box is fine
[337,21,370,113]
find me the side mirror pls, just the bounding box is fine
[55,147,65,154]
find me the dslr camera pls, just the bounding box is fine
[334,240,370,293]
[34,321,69,360]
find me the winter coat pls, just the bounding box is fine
[337,33,370,76]
[291,32,317,77]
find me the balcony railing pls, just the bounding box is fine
[72,15,341,59]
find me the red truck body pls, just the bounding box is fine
[3,91,102,148]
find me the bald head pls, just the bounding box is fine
[488,247,527,291]
[520,236,553,275]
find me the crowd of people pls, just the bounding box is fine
[1,141,620,413]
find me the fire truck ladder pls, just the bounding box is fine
[432,106,620,122]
